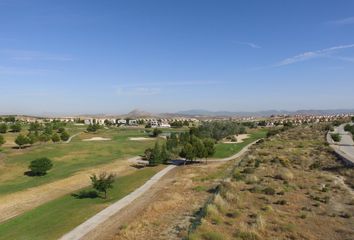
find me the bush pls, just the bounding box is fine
[233,230,260,240]
[263,187,276,195]
[331,133,341,142]
[243,167,255,174]
[0,123,8,133]
[200,232,226,240]
[72,190,99,199]
[15,134,30,149]
[274,168,294,181]
[28,157,53,176]
[60,131,70,141]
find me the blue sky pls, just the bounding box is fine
[0,0,354,115]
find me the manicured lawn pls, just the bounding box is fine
[0,127,156,195]
[213,129,267,158]
[0,166,163,240]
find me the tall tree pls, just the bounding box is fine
[203,138,216,164]
[180,143,195,165]
[160,143,169,164]
[150,142,161,165]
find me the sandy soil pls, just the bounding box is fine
[0,157,138,223]
[82,137,111,141]
[129,137,154,141]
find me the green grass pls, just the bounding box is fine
[0,127,156,195]
[213,129,267,158]
[0,166,163,240]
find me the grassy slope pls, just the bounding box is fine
[0,166,163,240]
[213,128,267,159]
[0,127,155,195]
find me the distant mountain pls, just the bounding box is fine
[176,109,354,117]
[125,109,155,118]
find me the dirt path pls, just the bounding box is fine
[0,156,140,223]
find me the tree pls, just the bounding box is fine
[87,124,99,132]
[39,133,51,142]
[15,134,29,149]
[152,128,162,137]
[60,131,70,141]
[352,116,354,122]
[203,138,216,164]
[150,142,161,165]
[28,157,53,176]
[160,143,169,164]
[29,122,42,132]
[192,137,206,159]
[27,133,38,145]
[180,143,196,165]
[57,127,65,134]
[0,123,8,134]
[144,148,153,161]
[10,122,22,132]
[51,133,60,143]
[0,135,5,146]
[90,172,115,199]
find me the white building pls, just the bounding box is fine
[117,119,127,125]
[129,119,138,125]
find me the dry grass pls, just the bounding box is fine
[191,125,354,240]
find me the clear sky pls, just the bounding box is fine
[0,0,354,115]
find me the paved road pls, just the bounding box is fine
[328,123,354,165]
[60,139,259,240]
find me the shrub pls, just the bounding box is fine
[274,199,287,205]
[242,167,255,174]
[245,175,259,184]
[201,231,226,240]
[206,204,221,224]
[233,230,260,240]
[28,157,53,176]
[214,194,228,213]
[233,170,245,181]
[72,190,99,199]
[331,133,341,142]
[0,135,5,146]
[274,168,294,181]
[60,131,70,141]
[263,187,276,195]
